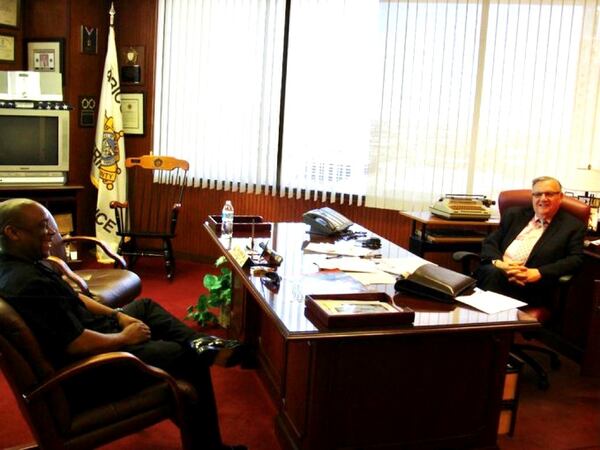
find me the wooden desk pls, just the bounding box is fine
[556,244,600,376]
[400,211,499,256]
[204,222,537,450]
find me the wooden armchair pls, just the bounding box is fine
[44,209,141,308]
[0,296,196,450]
[110,155,189,280]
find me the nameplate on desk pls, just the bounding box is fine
[230,245,250,267]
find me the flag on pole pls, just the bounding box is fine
[91,3,127,261]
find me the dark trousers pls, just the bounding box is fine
[119,298,223,450]
[475,263,556,306]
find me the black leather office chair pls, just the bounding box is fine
[454,190,590,389]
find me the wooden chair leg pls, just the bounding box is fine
[163,238,175,280]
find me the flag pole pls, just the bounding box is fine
[91,1,127,261]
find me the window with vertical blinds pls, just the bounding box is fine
[154,0,599,209]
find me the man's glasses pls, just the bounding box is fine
[532,191,561,199]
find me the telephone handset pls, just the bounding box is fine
[302,207,353,235]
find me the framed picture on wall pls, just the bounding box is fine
[26,39,66,83]
[0,0,20,28]
[121,92,144,135]
[0,34,15,62]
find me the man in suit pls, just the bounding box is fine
[476,176,586,305]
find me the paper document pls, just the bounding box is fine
[315,257,379,272]
[348,271,398,285]
[375,256,430,278]
[456,288,527,314]
[304,242,376,258]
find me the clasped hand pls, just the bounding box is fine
[495,259,541,286]
[118,313,151,344]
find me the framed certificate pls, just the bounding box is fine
[121,92,144,135]
[0,34,14,62]
[0,0,19,28]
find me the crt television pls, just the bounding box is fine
[0,107,70,185]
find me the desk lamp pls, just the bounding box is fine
[567,165,600,197]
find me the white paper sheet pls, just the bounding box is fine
[315,257,379,272]
[456,288,527,314]
[304,241,376,258]
[348,271,398,285]
[375,256,431,277]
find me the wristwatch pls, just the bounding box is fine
[111,307,124,319]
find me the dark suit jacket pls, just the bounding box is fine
[481,206,586,280]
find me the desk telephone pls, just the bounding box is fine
[429,194,494,220]
[303,207,354,235]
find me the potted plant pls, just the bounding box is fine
[186,256,232,327]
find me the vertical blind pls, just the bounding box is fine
[155,0,600,210]
[154,0,284,193]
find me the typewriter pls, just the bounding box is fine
[429,194,494,220]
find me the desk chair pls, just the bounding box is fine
[0,296,196,450]
[110,155,189,280]
[44,208,142,308]
[454,189,590,389]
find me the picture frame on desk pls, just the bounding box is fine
[0,0,20,28]
[305,292,414,328]
[578,196,600,232]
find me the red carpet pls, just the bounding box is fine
[1,258,599,449]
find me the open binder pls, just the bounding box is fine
[394,263,476,303]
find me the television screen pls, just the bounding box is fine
[0,116,59,165]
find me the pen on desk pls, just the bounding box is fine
[326,255,343,259]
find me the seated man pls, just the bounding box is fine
[0,198,246,450]
[476,176,586,305]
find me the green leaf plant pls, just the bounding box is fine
[186,256,232,327]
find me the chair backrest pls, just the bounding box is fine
[498,189,591,225]
[0,297,72,446]
[120,155,189,236]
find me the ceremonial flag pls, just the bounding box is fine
[91,3,127,260]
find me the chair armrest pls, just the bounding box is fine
[452,251,480,262]
[45,256,90,294]
[23,351,176,403]
[62,235,127,268]
[109,200,129,209]
[452,251,481,276]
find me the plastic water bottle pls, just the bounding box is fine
[221,200,234,238]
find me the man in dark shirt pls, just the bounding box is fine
[0,198,246,450]
[476,176,586,305]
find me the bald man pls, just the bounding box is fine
[0,198,246,450]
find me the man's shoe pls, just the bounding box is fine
[190,336,247,367]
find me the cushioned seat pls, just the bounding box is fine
[0,296,197,450]
[44,209,142,308]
